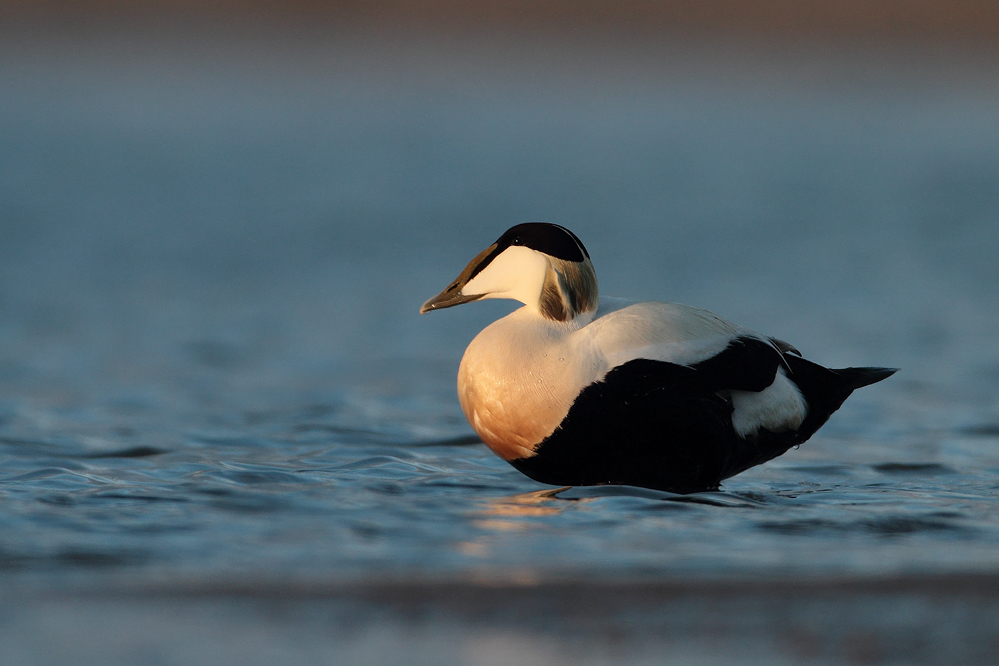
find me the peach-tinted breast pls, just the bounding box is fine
[456,309,602,461]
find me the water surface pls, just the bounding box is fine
[1,31,999,663]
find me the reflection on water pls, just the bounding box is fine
[465,489,580,557]
[474,488,566,531]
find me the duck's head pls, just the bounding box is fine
[420,223,599,322]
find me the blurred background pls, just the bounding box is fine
[2,2,999,665]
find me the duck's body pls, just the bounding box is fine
[422,223,896,493]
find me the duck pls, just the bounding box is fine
[420,223,896,494]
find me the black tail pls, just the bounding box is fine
[783,357,897,444]
[835,366,899,391]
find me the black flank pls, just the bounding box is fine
[510,347,897,493]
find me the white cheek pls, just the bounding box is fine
[463,246,549,306]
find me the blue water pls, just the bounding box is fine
[2,31,999,663]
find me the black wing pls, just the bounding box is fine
[511,337,796,493]
[511,336,896,492]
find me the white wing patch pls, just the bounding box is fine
[729,368,807,437]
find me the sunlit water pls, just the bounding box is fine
[1,31,999,663]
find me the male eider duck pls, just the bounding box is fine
[420,223,896,493]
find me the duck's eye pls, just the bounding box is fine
[511,236,523,246]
